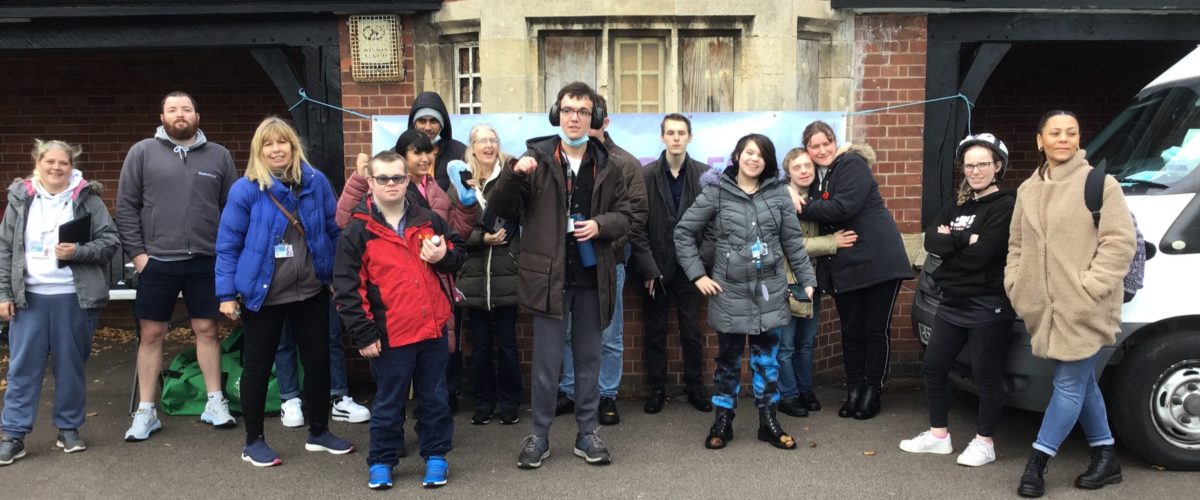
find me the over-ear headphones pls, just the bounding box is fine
[548,91,607,130]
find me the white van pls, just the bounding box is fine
[911,46,1200,469]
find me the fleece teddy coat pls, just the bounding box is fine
[1004,150,1136,361]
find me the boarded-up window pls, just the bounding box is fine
[796,38,820,110]
[542,35,599,111]
[680,36,734,112]
[614,38,664,113]
[455,41,481,114]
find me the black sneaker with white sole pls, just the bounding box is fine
[56,429,87,453]
[517,435,550,469]
[573,432,612,465]
[0,436,25,465]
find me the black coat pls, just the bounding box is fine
[409,91,469,192]
[924,189,1016,297]
[640,152,713,282]
[799,144,912,294]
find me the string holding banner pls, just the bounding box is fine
[847,93,975,135]
[288,88,372,119]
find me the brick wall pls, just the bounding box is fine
[844,14,928,377]
[0,49,283,213]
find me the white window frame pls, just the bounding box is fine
[454,41,481,114]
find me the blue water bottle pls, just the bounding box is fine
[570,213,597,268]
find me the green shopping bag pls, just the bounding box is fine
[159,328,285,416]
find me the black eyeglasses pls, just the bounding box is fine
[371,175,409,185]
[559,107,593,119]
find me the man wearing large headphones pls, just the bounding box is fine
[486,82,631,469]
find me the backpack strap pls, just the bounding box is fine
[1084,163,1106,228]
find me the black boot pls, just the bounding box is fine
[705,408,734,449]
[598,397,620,426]
[756,406,797,450]
[686,387,713,412]
[643,388,666,414]
[1018,449,1052,498]
[852,385,881,420]
[778,396,809,417]
[1075,444,1122,489]
[801,390,822,411]
[838,384,864,418]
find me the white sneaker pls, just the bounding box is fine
[899,430,953,454]
[201,398,237,429]
[124,408,162,442]
[956,438,996,466]
[331,396,371,423]
[280,398,306,428]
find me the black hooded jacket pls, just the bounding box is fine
[409,91,469,192]
[924,188,1016,297]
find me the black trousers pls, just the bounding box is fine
[241,290,331,442]
[642,272,706,391]
[467,306,522,412]
[833,280,901,389]
[922,315,1013,437]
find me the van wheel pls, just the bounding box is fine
[1111,329,1200,470]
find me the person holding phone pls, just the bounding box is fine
[0,139,119,465]
[777,148,856,418]
[456,124,524,426]
[674,134,816,451]
[215,117,353,467]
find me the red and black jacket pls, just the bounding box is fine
[334,195,467,349]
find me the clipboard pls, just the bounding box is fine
[57,214,91,268]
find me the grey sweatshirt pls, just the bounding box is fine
[116,128,237,258]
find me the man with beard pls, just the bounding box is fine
[409,92,469,193]
[116,91,238,441]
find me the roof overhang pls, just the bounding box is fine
[0,1,443,19]
[831,0,1200,13]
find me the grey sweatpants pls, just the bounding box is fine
[530,287,601,439]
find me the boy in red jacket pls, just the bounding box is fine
[334,151,466,490]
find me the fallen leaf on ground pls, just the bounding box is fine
[1152,465,1166,471]
[87,411,99,417]
[863,450,877,456]
[809,441,818,448]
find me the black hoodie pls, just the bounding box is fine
[924,188,1016,297]
[409,92,469,192]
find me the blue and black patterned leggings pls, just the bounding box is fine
[711,327,784,410]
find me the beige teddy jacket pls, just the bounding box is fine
[1004,150,1136,361]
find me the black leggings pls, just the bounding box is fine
[922,314,1013,437]
[241,290,331,442]
[834,280,901,388]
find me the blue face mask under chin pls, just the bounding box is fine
[559,131,588,148]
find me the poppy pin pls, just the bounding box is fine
[822,192,830,200]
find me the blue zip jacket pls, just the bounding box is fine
[215,162,339,311]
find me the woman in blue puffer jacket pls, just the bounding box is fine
[215,117,353,467]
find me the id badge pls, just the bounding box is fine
[761,282,770,301]
[274,243,294,259]
[751,239,763,260]
[567,216,575,233]
[30,239,50,259]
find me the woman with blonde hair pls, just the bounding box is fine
[0,140,119,464]
[215,117,353,467]
[456,124,524,425]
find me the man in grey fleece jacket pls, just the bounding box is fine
[116,91,238,441]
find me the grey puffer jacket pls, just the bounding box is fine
[675,168,817,334]
[0,177,120,309]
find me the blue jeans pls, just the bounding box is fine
[781,292,821,396]
[276,296,348,400]
[560,263,624,400]
[1033,351,1115,456]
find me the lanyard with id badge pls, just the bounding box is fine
[30,196,71,260]
[751,237,770,301]
[267,190,304,259]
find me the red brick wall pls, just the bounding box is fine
[0,49,283,213]
[845,14,929,377]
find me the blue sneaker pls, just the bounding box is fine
[368,463,393,490]
[422,456,449,488]
[305,430,354,455]
[241,437,282,467]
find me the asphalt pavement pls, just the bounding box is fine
[1,336,1197,499]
